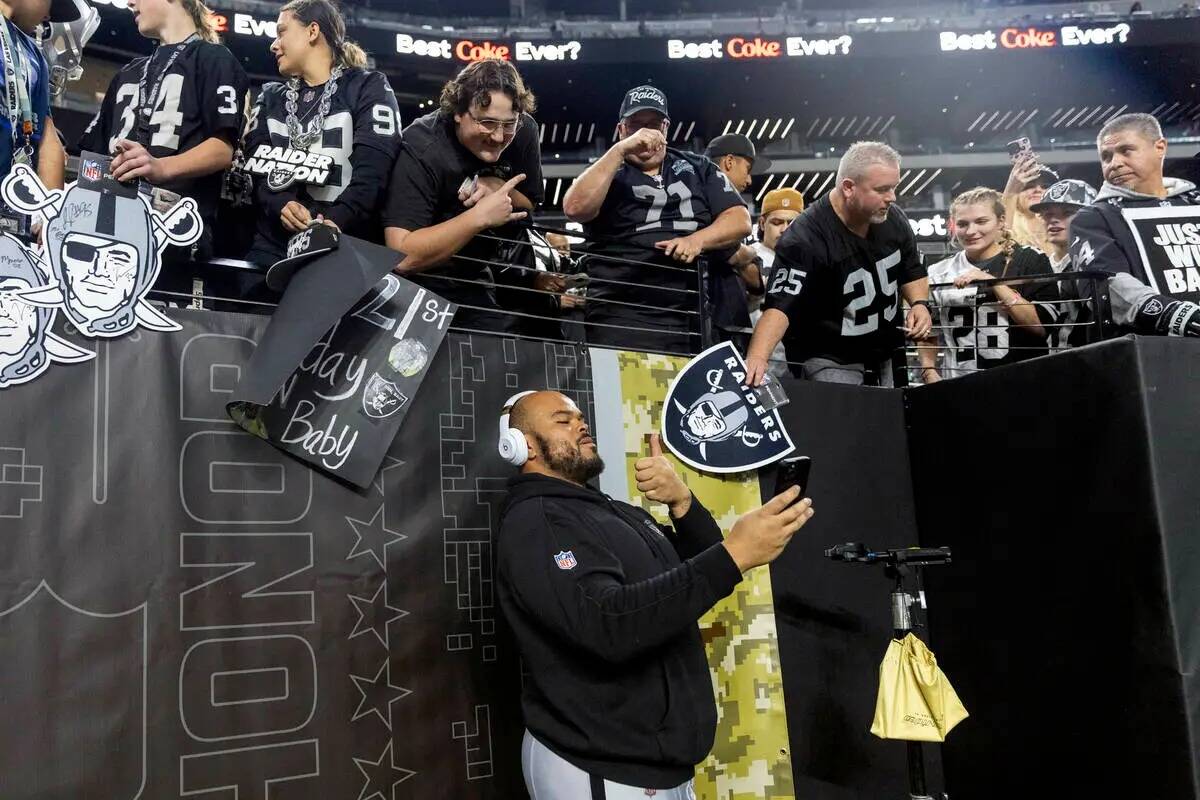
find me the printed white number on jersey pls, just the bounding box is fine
[267,111,353,202]
[148,73,185,150]
[371,104,399,137]
[216,85,239,116]
[841,252,902,336]
[769,267,806,296]
[633,181,699,233]
[107,83,138,153]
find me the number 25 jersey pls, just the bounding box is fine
[78,40,248,228]
[765,194,925,366]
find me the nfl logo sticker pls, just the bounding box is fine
[661,341,795,474]
[553,550,577,570]
[81,160,102,182]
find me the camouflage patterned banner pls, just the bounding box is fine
[591,347,796,800]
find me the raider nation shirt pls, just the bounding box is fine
[78,39,247,235]
[765,194,925,366]
[243,67,401,262]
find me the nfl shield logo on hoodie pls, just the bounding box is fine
[553,550,577,570]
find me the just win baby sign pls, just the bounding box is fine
[1122,206,1200,304]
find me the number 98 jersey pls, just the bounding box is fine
[764,194,925,366]
[78,40,248,229]
[243,68,402,256]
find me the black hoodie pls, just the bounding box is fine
[497,473,743,789]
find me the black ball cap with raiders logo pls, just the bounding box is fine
[1030,179,1097,213]
[619,85,669,120]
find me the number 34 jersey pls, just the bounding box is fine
[78,40,248,227]
[765,194,925,366]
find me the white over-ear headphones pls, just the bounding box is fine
[498,390,537,466]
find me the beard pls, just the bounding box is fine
[534,433,605,485]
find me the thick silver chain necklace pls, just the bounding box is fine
[284,65,343,149]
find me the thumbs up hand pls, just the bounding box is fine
[635,433,692,518]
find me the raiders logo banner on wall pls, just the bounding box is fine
[230,235,455,488]
[1122,206,1200,304]
[661,341,795,473]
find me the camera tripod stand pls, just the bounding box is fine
[825,542,953,800]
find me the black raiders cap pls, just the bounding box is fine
[619,85,668,120]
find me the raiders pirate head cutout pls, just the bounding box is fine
[0,233,94,388]
[661,341,795,474]
[0,155,203,338]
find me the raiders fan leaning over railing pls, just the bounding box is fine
[383,59,554,334]
[562,85,751,356]
[744,141,931,388]
[1069,113,1200,339]
[77,0,247,273]
[918,187,1058,383]
[241,0,401,272]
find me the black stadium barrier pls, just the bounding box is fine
[2,229,1195,797]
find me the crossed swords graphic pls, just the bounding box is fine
[0,164,203,335]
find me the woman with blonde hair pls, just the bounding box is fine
[919,187,1058,382]
[241,0,402,267]
[78,0,248,264]
[1002,154,1056,252]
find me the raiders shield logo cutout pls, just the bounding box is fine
[0,156,202,341]
[661,342,794,474]
[362,372,409,419]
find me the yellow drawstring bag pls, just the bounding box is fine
[870,633,968,742]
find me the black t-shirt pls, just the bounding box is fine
[243,68,402,261]
[930,244,1059,374]
[581,148,745,317]
[765,194,926,365]
[78,39,248,233]
[381,110,543,312]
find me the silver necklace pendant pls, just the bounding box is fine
[303,89,315,103]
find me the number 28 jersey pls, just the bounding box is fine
[765,195,925,365]
[78,40,248,227]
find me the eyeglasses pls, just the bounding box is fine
[466,110,521,135]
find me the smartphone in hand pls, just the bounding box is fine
[1007,137,1034,163]
[774,456,811,501]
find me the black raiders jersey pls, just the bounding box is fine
[764,194,926,366]
[582,148,745,313]
[243,67,401,259]
[78,40,247,227]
